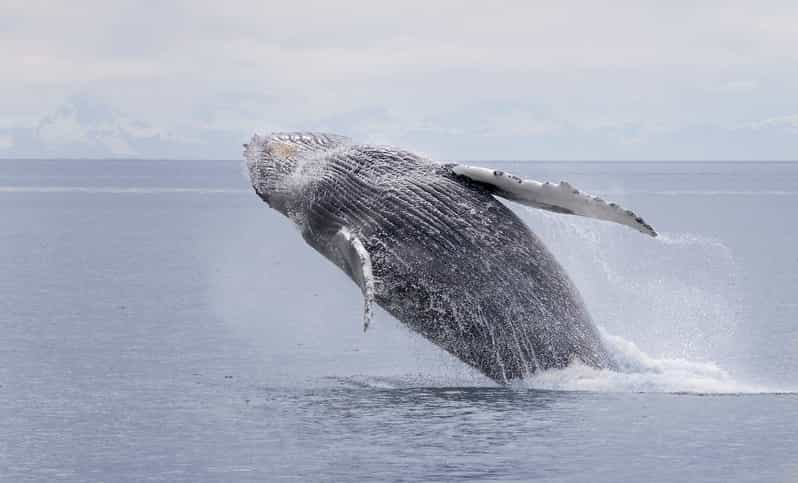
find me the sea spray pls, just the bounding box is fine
[522,329,775,394]
[520,206,742,362]
[514,205,762,392]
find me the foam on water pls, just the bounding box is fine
[522,330,787,394]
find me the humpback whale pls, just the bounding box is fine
[244,132,656,384]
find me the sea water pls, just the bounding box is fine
[0,159,796,481]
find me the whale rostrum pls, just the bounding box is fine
[244,132,657,384]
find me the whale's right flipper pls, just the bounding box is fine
[331,227,376,332]
[451,164,657,237]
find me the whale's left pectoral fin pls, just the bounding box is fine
[332,227,376,332]
[451,164,657,237]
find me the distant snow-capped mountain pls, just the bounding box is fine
[0,96,241,159]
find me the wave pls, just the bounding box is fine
[325,373,495,390]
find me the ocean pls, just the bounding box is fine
[1,159,796,482]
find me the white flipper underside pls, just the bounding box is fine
[332,227,376,332]
[452,164,657,237]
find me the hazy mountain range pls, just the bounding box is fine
[3,94,796,161]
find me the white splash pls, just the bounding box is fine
[511,204,794,394]
[523,330,785,394]
[521,206,743,365]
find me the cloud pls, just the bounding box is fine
[714,80,759,94]
[750,115,798,131]
[2,1,798,159]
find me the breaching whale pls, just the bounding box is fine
[244,132,656,384]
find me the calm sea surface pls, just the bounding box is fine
[1,159,797,482]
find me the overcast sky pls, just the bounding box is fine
[2,1,797,160]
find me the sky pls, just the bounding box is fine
[1,1,798,160]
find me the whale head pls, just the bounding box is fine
[243,132,351,218]
[243,134,301,216]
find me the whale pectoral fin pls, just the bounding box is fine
[451,164,657,237]
[332,227,376,332]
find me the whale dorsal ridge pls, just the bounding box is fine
[451,164,657,237]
